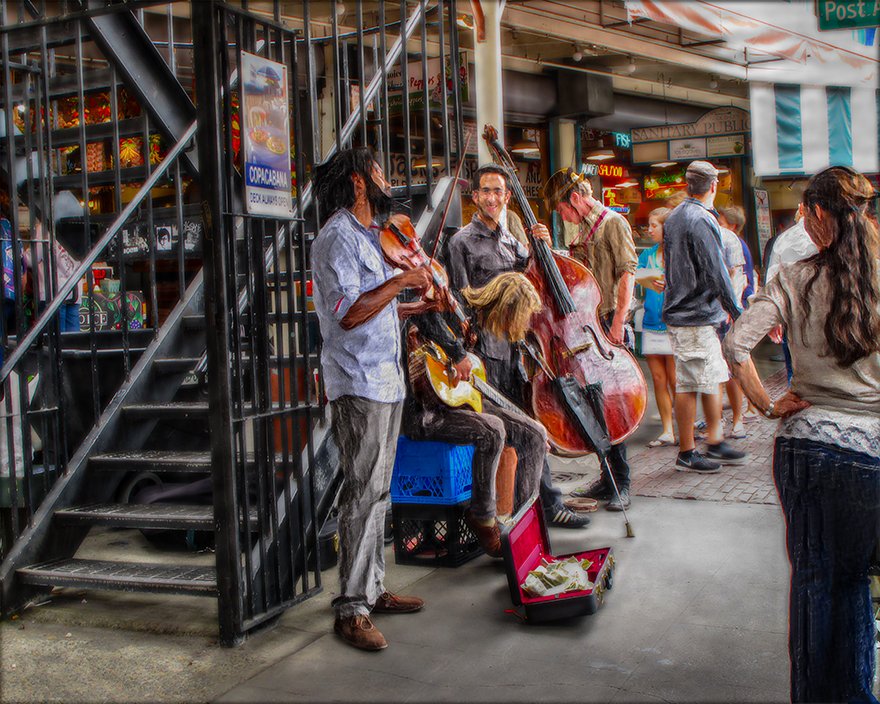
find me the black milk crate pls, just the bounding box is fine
[391,500,482,568]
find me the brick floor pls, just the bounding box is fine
[629,369,790,506]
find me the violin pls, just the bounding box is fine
[379,213,473,338]
[482,125,647,455]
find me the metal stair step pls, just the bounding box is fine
[55,503,214,530]
[18,558,217,596]
[181,315,206,330]
[122,402,209,419]
[152,357,202,374]
[90,450,212,472]
[63,347,148,359]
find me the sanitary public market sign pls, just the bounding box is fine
[815,0,880,30]
[631,107,750,144]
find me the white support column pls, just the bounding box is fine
[553,119,577,171]
[474,0,505,164]
[551,118,580,246]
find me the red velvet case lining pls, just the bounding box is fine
[507,502,609,605]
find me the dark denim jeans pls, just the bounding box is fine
[773,436,880,704]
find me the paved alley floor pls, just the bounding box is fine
[215,496,791,703]
[2,352,801,703]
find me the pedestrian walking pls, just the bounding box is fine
[637,207,676,448]
[661,160,747,473]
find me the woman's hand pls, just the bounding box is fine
[771,390,811,419]
[645,276,665,293]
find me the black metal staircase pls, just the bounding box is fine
[1,0,466,645]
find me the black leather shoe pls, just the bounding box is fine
[570,479,613,501]
[606,487,631,512]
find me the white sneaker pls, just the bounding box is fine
[729,421,747,439]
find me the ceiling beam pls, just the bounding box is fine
[500,54,749,110]
[503,3,749,81]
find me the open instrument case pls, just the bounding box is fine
[500,496,614,623]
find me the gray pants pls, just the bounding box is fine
[402,399,546,521]
[330,396,403,619]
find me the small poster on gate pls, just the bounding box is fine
[241,52,293,217]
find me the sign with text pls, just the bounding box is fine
[816,0,880,30]
[644,169,687,200]
[581,162,626,177]
[632,107,750,144]
[387,53,469,114]
[241,52,293,217]
[707,134,746,158]
[669,138,707,160]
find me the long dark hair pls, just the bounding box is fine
[799,166,880,367]
[311,147,377,225]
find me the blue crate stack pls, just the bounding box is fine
[390,436,482,567]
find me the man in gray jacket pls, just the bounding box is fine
[662,161,747,473]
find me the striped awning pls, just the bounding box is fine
[749,83,879,177]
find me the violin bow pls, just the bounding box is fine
[427,132,473,264]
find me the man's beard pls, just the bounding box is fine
[367,179,394,222]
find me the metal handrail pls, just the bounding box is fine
[0,119,198,384]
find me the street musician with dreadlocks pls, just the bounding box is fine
[310,147,434,652]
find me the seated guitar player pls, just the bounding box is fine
[401,272,547,558]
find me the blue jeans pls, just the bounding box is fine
[773,436,880,703]
[37,301,80,332]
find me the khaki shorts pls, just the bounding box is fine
[667,325,729,395]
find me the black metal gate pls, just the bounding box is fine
[192,0,467,643]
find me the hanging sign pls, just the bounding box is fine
[754,188,773,256]
[632,107,750,144]
[387,53,469,114]
[241,52,293,217]
[707,134,746,157]
[816,0,880,30]
[669,138,707,160]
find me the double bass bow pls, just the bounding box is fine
[481,125,647,456]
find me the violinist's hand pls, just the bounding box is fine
[451,356,473,387]
[531,223,553,245]
[397,266,433,294]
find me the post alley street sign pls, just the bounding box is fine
[816,0,880,30]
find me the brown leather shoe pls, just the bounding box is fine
[371,591,424,614]
[464,510,503,558]
[334,614,388,651]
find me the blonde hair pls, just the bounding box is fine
[461,272,542,342]
[718,205,746,234]
[649,207,671,225]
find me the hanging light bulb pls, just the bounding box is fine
[572,46,584,63]
[626,58,637,74]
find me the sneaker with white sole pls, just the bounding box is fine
[706,442,748,466]
[676,450,722,473]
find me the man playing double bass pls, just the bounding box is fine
[445,164,591,529]
[542,168,638,511]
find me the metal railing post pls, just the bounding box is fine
[191,0,244,647]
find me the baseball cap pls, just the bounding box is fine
[686,160,719,180]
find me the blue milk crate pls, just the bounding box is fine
[390,436,474,505]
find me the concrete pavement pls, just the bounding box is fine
[2,345,802,702]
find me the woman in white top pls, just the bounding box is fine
[723,166,880,703]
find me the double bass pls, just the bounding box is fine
[482,125,647,456]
